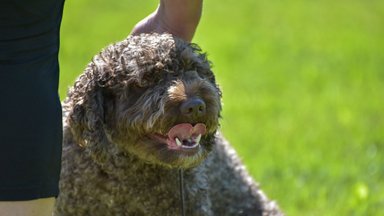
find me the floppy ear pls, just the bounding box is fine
[66,65,111,162]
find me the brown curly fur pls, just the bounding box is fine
[54,33,283,216]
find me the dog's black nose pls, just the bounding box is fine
[180,98,206,118]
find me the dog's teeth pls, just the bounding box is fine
[195,134,201,144]
[176,138,182,146]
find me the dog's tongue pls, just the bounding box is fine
[168,123,206,140]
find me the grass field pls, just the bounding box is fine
[59,0,384,215]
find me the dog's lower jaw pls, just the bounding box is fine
[104,132,215,169]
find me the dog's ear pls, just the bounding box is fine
[66,64,112,162]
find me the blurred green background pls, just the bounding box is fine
[59,0,384,215]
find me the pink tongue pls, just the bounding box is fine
[168,123,207,140]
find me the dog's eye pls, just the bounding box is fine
[139,69,164,87]
[197,69,215,83]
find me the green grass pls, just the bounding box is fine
[59,0,384,215]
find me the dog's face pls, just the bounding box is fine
[66,33,221,168]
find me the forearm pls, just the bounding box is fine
[131,0,203,42]
[157,0,202,41]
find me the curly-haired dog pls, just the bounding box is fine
[54,33,283,216]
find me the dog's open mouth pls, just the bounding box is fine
[151,123,207,150]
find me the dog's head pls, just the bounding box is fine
[64,33,221,168]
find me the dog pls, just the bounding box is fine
[54,33,283,216]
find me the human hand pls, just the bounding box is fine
[131,0,203,42]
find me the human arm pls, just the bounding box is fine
[131,0,203,42]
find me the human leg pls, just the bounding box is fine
[0,198,55,216]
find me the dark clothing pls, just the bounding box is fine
[0,0,64,200]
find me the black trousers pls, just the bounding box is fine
[0,0,64,201]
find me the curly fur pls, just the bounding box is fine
[54,33,283,216]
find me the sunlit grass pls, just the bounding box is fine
[59,0,384,215]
